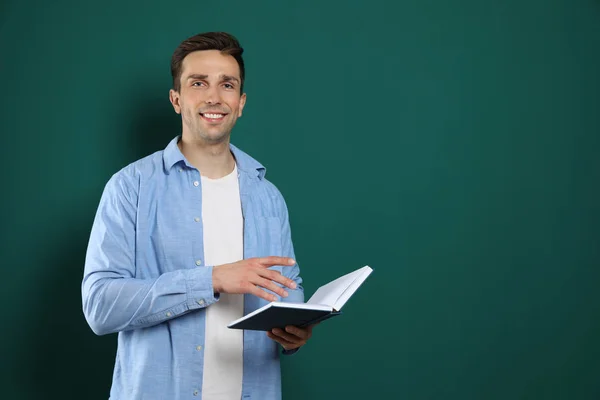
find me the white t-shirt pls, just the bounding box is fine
[201,163,244,400]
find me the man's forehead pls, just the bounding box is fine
[181,50,241,78]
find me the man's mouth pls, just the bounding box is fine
[199,112,227,122]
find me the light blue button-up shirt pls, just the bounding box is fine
[82,136,304,399]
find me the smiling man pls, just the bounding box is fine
[82,32,316,400]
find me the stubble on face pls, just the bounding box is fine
[180,100,234,144]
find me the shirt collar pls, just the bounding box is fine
[163,135,266,179]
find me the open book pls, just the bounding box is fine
[227,265,373,331]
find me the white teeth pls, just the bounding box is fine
[203,113,224,119]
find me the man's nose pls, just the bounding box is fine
[204,86,221,104]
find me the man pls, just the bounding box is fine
[82,31,316,400]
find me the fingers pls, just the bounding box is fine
[273,328,299,343]
[253,276,289,298]
[283,325,310,340]
[267,331,297,349]
[248,285,278,302]
[216,257,298,301]
[258,268,297,290]
[267,326,315,350]
[269,328,302,345]
[272,327,310,343]
[256,256,296,268]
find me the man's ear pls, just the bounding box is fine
[169,89,181,114]
[238,92,247,117]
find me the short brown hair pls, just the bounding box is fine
[170,32,245,93]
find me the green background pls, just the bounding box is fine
[1,0,599,398]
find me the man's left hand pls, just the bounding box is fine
[267,324,317,351]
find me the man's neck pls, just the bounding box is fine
[178,135,236,179]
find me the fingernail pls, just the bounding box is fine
[290,282,297,289]
[282,291,289,297]
[289,258,295,264]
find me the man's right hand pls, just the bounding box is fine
[212,257,298,302]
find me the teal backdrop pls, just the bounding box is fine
[1,0,599,399]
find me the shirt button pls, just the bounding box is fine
[194,217,200,222]
[195,259,202,266]
[197,299,205,306]
[193,181,199,187]
[166,312,172,317]
[193,390,199,396]
[196,345,202,351]
[178,168,183,172]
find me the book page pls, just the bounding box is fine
[307,266,372,309]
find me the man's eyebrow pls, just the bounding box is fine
[186,74,208,81]
[185,74,240,84]
[221,75,240,84]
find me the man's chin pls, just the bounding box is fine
[196,130,230,144]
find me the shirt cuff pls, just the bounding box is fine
[185,266,219,310]
[282,347,301,356]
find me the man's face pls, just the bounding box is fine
[170,50,246,144]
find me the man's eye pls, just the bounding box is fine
[223,83,234,89]
[192,82,205,87]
